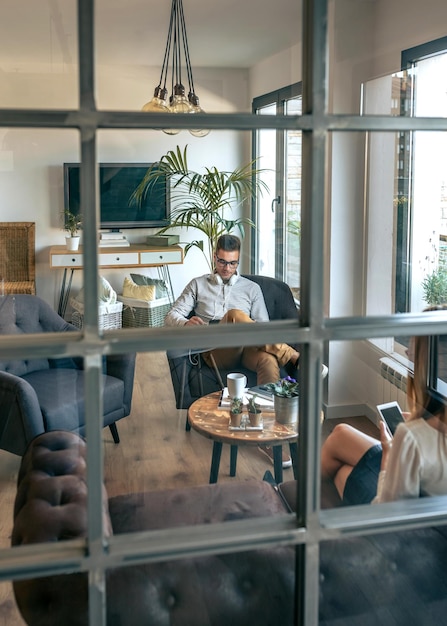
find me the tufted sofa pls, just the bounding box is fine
[12,431,447,625]
[12,431,295,625]
[0,295,135,455]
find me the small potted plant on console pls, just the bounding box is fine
[62,209,82,251]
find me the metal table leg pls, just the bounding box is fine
[157,265,175,304]
[57,268,74,318]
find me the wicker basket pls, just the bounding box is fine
[70,298,123,330]
[118,295,171,328]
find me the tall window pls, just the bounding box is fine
[252,83,302,297]
[398,38,447,314]
[364,37,447,327]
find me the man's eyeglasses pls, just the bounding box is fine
[215,256,239,268]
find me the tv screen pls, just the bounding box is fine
[63,163,170,229]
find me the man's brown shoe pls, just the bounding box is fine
[258,445,292,469]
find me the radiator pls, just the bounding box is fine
[379,357,409,410]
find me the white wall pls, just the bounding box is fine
[250,43,302,98]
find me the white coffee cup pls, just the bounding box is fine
[227,373,247,399]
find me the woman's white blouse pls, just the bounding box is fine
[374,418,447,503]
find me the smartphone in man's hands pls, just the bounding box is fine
[377,401,405,437]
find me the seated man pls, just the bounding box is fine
[165,233,300,468]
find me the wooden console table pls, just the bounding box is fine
[49,244,184,316]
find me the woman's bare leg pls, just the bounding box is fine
[321,423,380,497]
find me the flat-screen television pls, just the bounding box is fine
[63,163,170,230]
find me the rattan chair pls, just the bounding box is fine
[0,222,36,295]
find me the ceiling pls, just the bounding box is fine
[0,0,302,69]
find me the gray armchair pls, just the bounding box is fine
[0,295,136,456]
[167,275,300,413]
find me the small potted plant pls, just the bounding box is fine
[247,394,262,427]
[229,397,243,428]
[62,209,82,251]
[265,376,299,426]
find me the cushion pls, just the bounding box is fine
[0,297,50,375]
[130,273,168,298]
[23,370,125,431]
[76,277,117,304]
[122,276,156,301]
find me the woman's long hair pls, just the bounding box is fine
[407,334,430,419]
[407,304,447,423]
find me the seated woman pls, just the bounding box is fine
[321,330,447,505]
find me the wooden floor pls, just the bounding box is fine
[0,351,378,625]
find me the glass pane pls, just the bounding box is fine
[320,526,447,622]
[256,105,277,277]
[330,2,447,116]
[0,128,79,313]
[410,129,447,310]
[95,2,301,114]
[413,51,447,118]
[363,60,447,317]
[0,1,78,110]
[285,96,302,297]
[106,544,295,622]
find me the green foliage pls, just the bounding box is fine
[287,217,301,238]
[61,209,82,236]
[130,145,269,270]
[422,267,447,305]
[230,397,243,414]
[247,395,262,413]
[266,376,299,398]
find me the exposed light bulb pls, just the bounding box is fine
[188,92,210,137]
[162,126,181,136]
[162,84,193,135]
[169,84,194,113]
[143,0,209,137]
[190,127,210,138]
[142,87,170,113]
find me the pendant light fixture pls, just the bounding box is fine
[142,0,209,137]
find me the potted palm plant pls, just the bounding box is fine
[130,145,268,270]
[62,209,82,251]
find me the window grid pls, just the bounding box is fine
[1,1,447,624]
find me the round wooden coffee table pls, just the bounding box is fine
[187,391,298,484]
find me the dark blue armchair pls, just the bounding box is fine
[0,295,136,456]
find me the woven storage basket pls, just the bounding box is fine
[118,295,171,328]
[70,298,123,330]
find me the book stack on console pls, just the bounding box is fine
[146,235,179,247]
[99,231,130,247]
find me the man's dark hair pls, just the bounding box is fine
[216,234,241,253]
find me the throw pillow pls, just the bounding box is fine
[130,273,168,299]
[75,277,117,304]
[122,276,156,301]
